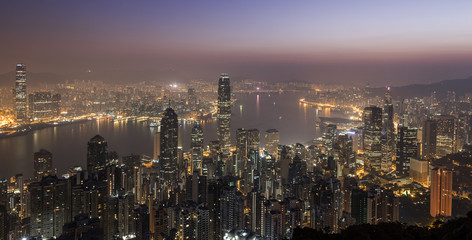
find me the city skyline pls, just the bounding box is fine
[1,1,472,240]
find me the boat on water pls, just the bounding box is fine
[148,122,159,127]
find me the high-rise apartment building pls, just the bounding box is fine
[29,176,68,239]
[87,135,108,175]
[395,127,418,177]
[217,74,231,156]
[410,158,429,187]
[28,92,61,120]
[15,63,27,122]
[430,166,453,217]
[264,129,279,161]
[34,149,53,180]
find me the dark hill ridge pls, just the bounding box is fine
[367,76,472,99]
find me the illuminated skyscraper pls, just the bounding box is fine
[217,74,231,156]
[264,129,279,161]
[160,107,179,185]
[34,149,53,181]
[15,63,27,122]
[395,127,418,177]
[236,128,248,160]
[363,106,382,171]
[87,135,108,174]
[430,166,453,217]
[382,87,395,171]
[410,158,429,187]
[435,115,458,157]
[191,123,204,173]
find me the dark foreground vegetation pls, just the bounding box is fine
[293,211,472,240]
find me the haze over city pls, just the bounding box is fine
[2,1,472,86]
[1,1,472,240]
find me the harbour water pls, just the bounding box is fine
[0,92,343,178]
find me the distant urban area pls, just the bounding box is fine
[0,64,471,240]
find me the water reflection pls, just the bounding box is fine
[0,92,345,178]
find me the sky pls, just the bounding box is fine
[1,0,472,86]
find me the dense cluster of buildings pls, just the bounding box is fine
[0,69,471,240]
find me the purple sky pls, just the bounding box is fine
[1,0,472,86]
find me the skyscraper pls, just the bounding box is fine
[382,87,395,171]
[435,115,458,157]
[191,123,204,174]
[34,149,53,180]
[410,158,429,187]
[395,127,418,177]
[29,176,68,239]
[264,129,279,161]
[15,63,27,122]
[363,106,383,171]
[217,74,231,156]
[160,107,179,185]
[430,166,453,217]
[153,131,160,161]
[247,129,260,154]
[422,119,437,159]
[87,135,108,175]
[236,128,248,160]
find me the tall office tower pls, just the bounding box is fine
[363,106,383,171]
[29,176,68,239]
[33,149,53,180]
[191,123,204,173]
[395,127,418,177]
[410,158,429,187]
[15,63,27,122]
[382,87,395,171]
[236,128,248,160]
[335,134,355,175]
[160,107,179,185]
[264,129,279,161]
[422,119,437,159]
[217,73,231,156]
[247,129,260,154]
[435,115,458,157]
[87,135,108,175]
[153,131,160,160]
[323,124,338,155]
[430,166,453,217]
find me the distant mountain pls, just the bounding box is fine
[367,76,472,99]
[0,71,66,89]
